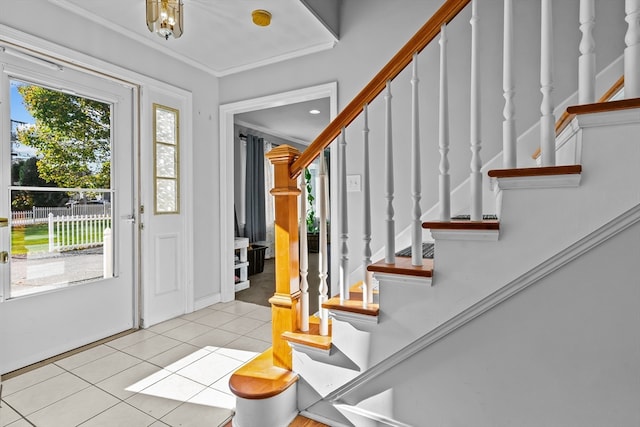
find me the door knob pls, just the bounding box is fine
[0,251,8,264]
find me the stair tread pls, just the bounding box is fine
[422,219,499,230]
[229,348,298,399]
[323,296,380,316]
[566,97,640,115]
[487,165,582,178]
[282,317,332,351]
[368,256,433,277]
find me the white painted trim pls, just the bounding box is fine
[429,229,499,241]
[216,41,337,77]
[373,273,432,287]
[194,293,222,311]
[575,108,640,127]
[47,0,336,78]
[234,281,250,292]
[491,174,582,191]
[0,24,195,324]
[234,119,310,146]
[289,341,332,356]
[329,309,379,325]
[333,403,414,427]
[326,203,640,403]
[219,82,338,303]
[47,0,217,77]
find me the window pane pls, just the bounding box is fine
[156,179,177,213]
[156,144,176,178]
[156,108,176,144]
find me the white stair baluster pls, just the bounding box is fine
[339,129,350,303]
[317,153,329,336]
[362,104,373,306]
[411,53,422,267]
[384,81,396,262]
[318,153,329,336]
[579,0,596,104]
[540,0,556,166]
[439,24,451,221]
[503,0,517,168]
[470,0,483,220]
[625,0,640,98]
[299,174,309,332]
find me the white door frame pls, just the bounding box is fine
[218,82,338,302]
[0,24,194,326]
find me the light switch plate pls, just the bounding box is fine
[347,174,361,192]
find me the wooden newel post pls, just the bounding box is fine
[265,145,302,370]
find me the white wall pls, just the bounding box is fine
[0,2,221,304]
[334,220,640,426]
[219,0,625,280]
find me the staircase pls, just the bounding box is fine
[228,1,640,426]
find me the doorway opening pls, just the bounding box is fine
[218,82,338,306]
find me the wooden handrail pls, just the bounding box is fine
[290,0,472,179]
[531,75,624,159]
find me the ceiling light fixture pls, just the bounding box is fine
[146,0,183,40]
[252,10,272,27]
[309,109,321,115]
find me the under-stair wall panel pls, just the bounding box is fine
[330,219,640,427]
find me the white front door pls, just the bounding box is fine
[0,52,137,374]
[139,89,191,327]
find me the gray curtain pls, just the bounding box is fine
[244,134,266,242]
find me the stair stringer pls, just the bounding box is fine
[315,212,640,427]
[294,111,640,421]
[301,203,640,426]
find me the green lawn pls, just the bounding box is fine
[11,224,49,255]
[11,222,110,255]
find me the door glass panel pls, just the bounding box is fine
[8,79,113,298]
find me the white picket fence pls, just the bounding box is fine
[12,204,111,226]
[48,213,111,252]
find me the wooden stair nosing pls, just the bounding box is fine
[422,220,499,231]
[367,256,434,278]
[229,348,298,400]
[322,296,380,316]
[282,317,332,351]
[487,165,582,179]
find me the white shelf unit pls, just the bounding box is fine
[234,237,250,292]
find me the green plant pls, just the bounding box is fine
[304,168,318,233]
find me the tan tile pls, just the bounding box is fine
[225,336,271,353]
[244,322,272,342]
[147,318,189,334]
[105,330,158,350]
[55,344,117,370]
[187,329,241,349]
[5,419,32,427]
[3,372,90,415]
[135,373,205,402]
[160,401,233,427]
[1,363,65,396]
[147,343,209,371]
[0,401,22,426]
[217,316,265,335]
[175,352,243,386]
[78,402,156,426]
[161,322,211,342]
[219,301,264,316]
[125,392,184,419]
[95,362,169,400]
[72,351,141,384]
[180,309,212,322]
[188,387,235,410]
[192,311,238,328]
[120,334,182,360]
[243,306,272,322]
[28,386,118,427]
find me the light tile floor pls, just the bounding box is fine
[1,300,272,427]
